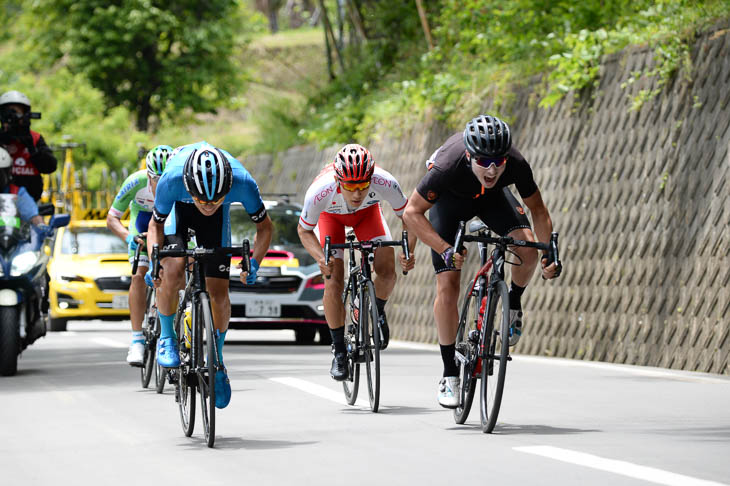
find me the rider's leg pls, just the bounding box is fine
[373,246,396,300]
[126,263,148,364]
[507,227,538,301]
[323,259,346,343]
[434,270,461,376]
[206,277,231,364]
[156,256,185,337]
[129,264,147,333]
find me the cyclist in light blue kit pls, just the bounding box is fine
[146,142,273,409]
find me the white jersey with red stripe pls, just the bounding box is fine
[299,164,408,230]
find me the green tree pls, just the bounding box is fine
[28,0,248,132]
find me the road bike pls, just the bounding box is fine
[453,220,560,433]
[131,239,165,392]
[324,231,409,412]
[152,238,250,448]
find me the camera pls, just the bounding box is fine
[0,109,41,128]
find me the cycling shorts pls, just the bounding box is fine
[162,202,231,279]
[429,188,531,274]
[317,203,392,259]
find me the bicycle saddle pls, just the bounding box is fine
[468,220,488,234]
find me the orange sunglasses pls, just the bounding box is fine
[192,194,226,206]
[340,180,371,191]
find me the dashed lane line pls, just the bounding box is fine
[514,446,728,486]
[269,376,345,404]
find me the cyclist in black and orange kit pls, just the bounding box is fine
[403,115,561,408]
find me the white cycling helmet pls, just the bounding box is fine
[0,148,12,169]
[0,90,31,110]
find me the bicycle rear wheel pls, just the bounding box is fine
[453,281,483,424]
[196,293,216,448]
[479,280,510,433]
[362,281,380,412]
[176,310,195,437]
[342,285,360,405]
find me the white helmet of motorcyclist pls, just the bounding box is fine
[0,147,12,169]
[0,90,31,110]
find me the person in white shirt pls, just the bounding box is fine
[297,144,417,380]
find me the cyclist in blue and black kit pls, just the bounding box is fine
[146,141,273,409]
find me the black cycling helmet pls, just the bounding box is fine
[463,115,512,158]
[182,144,233,203]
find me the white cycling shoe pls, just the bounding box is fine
[508,309,523,346]
[437,376,460,409]
[126,341,145,367]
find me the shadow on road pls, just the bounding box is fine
[177,436,318,450]
[447,423,600,435]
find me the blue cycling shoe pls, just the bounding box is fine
[156,337,180,368]
[214,367,231,409]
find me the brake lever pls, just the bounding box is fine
[402,230,410,276]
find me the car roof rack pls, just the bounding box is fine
[261,193,296,204]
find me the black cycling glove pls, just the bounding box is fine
[440,246,458,270]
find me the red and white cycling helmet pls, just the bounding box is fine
[333,144,374,183]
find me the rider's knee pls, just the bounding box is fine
[436,272,460,300]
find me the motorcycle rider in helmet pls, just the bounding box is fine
[0,90,57,201]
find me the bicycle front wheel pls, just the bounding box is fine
[453,281,482,424]
[342,287,360,405]
[362,281,380,412]
[480,280,510,433]
[176,309,196,437]
[140,293,156,388]
[196,293,216,448]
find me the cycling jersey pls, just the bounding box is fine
[153,142,266,232]
[416,132,538,203]
[299,164,407,231]
[415,132,538,274]
[109,170,155,264]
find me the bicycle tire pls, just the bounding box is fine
[479,280,510,433]
[342,285,360,405]
[176,308,196,437]
[140,292,156,388]
[153,314,166,394]
[363,281,380,412]
[196,293,216,448]
[453,281,483,424]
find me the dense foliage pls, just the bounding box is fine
[297,0,730,146]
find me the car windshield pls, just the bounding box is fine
[230,204,301,247]
[61,227,128,255]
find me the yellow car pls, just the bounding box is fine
[47,219,131,331]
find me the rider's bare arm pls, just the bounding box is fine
[106,211,130,241]
[403,190,449,254]
[251,214,273,263]
[297,224,333,277]
[521,189,558,278]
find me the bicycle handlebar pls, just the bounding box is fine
[454,221,562,273]
[151,240,251,281]
[323,234,410,279]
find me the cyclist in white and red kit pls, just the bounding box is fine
[297,144,417,380]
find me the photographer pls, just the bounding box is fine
[0,90,57,201]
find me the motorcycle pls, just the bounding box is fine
[0,194,69,376]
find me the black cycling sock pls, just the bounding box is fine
[375,297,387,314]
[330,327,346,354]
[509,282,526,310]
[440,343,459,377]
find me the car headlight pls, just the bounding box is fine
[11,251,40,276]
[57,274,85,283]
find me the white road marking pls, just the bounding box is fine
[515,446,729,486]
[91,337,128,349]
[270,377,345,404]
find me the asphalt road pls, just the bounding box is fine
[2,321,729,486]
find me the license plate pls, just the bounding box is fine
[246,299,281,317]
[112,294,129,309]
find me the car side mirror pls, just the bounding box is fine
[38,203,55,217]
[49,214,70,229]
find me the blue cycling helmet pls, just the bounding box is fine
[145,145,173,177]
[182,144,233,202]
